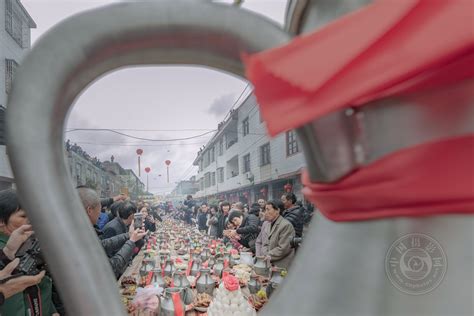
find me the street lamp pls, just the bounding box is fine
[136,149,143,177]
[165,160,171,183]
[145,167,151,193]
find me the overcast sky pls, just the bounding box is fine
[21,0,288,194]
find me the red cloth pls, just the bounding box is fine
[244,0,474,136]
[146,271,153,286]
[244,0,474,221]
[186,260,193,276]
[302,135,474,221]
[171,292,184,316]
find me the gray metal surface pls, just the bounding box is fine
[265,213,474,316]
[298,91,474,182]
[6,1,289,315]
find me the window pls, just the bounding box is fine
[0,107,5,145]
[75,163,82,182]
[260,143,270,166]
[218,139,224,156]
[199,159,203,172]
[5,0,25,48]
[5,59,18,94]
[286,130,300,156]
[211,172,216,186]
[217,168,224,183]
[5,0,13,37]
[243,154,251,173]
[204,172,211,188]
[204,151,210,168]
[210,147,215,163]
[242,117,249,136]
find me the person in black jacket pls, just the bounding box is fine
[197,203,209,232]
[281,193,304,238]
[248,203,262,229]
[107,201,123,222]
[225,210,260,252]
[216,201,231,238]
[77,187,146,278]
[183,195,195,225]
[102,202,135,239]
[100,194,126,210]
[139,207,157,232]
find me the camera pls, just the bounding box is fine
[134,213,143,230]
[14,236,46,276]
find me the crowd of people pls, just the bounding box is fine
[0,187,313,315]
[0,187,163,316]
[173,194,313,269]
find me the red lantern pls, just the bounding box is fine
[145,167,151,173]
[165,160,171,166]
[136,149,143,155]
[284,183,293,192]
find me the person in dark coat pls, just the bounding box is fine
[197,203,209,232]
[216,201,231,238]
[77,187,146,279]
[281,193,304,238]
[226,210,260,252]
[139,207,156,232]
[100,193,126,209]
[249,203,263,228]
[183,195,195,225]
[107,201,124,222]
[102,202,135,239]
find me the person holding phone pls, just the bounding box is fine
[77,187,147,278]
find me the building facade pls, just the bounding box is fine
[66,143,145,199]
[193,93,307,204]
[0,0,36,190]
[172,177,199,196]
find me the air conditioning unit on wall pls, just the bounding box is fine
[245,172,254,182]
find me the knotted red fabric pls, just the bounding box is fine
[302,136,474,221]
[244,0,473,136]
[244,0,474,221]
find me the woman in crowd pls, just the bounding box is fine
[206,205,219,237]
[263,200,295,269]
[226,210,260,253]
[0,189,58,316]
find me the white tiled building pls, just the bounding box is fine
[193,92,307,204]
[0,0,36,190]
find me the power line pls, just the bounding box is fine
[66,128,215,132]
[221,83,251,122]
[65,128,216,142]
[73,141,208,147]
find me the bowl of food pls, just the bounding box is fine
[194,293,212,312]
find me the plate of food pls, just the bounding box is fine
[194,293,212,312]
[248,291,268,312]
[120,276,137,288]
